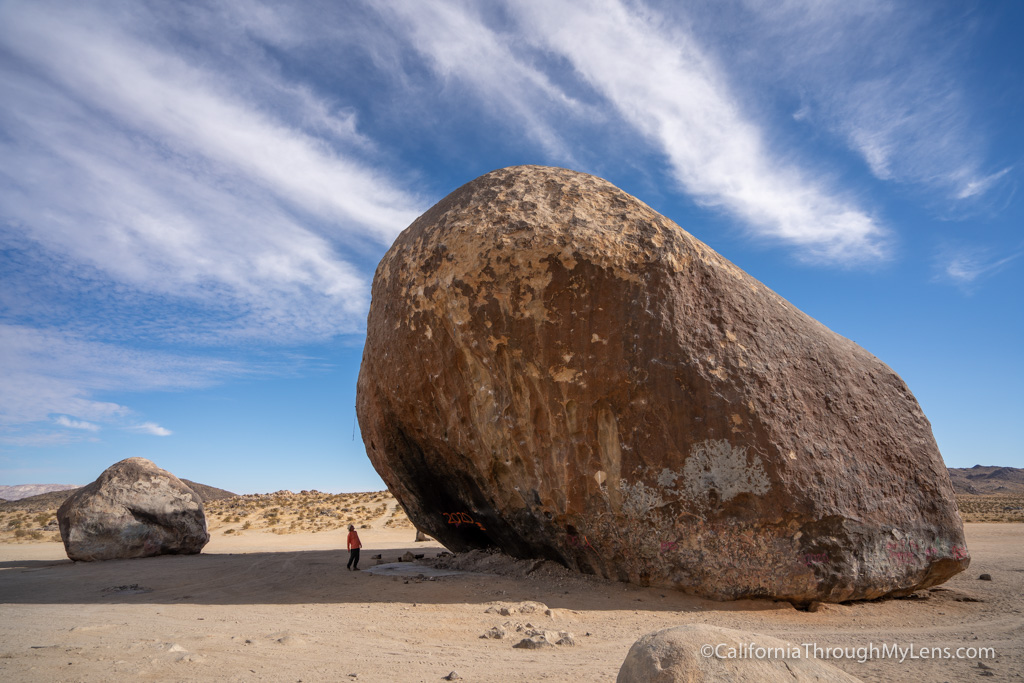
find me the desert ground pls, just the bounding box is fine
[0,493,1021,682]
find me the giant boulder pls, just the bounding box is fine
[58,457,209,561]
[356,165,968,602]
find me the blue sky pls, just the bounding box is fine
[1,0,1021,494]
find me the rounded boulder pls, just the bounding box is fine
[57,457,209,561]
[356,165,968,602]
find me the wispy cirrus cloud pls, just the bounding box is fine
[0,1,427,439]
[0,1,424,345]
[378,3,596,163]
[0,324,237,444]
[716,0,1009,204]
[937,245,1023,286]
[387,0,888,263]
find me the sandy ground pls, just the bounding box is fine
[1,523,1021,682]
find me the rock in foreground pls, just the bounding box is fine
[57,457,209,561]
[357,165,968,602]
[617,625,862,682]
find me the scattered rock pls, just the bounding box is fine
[102,584,153,595]
[480,625,507,640]
[274,634,305,646]
[401,551,416,562]
[502,622,575,649]
[443,671,462,680]
[978,573,992,581]
[513,636,553,650]
[415,530,432,542]
[357,165,968,602]
[57,458,209,562]
[517,601,545,614]
[617,624,861,682]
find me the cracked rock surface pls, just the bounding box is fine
[357,165,968,602]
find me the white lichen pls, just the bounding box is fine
[681,439,770,505]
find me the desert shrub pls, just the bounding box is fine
[242,521,252,530]
[14,529,27,538]
[29,531,43,540]
[224,528,235,535]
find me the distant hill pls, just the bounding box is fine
[947,465,1024,495]
[0,484,79,501]
[179,479,237,502]
[0,478,237,513]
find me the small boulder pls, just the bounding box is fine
[617,624,861,682]
[513,635,553,650]
[57,458,209,561]
[480,625,508,639]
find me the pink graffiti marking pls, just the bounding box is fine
[802,552,829,567]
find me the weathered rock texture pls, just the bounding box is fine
[356,165,968,602]
[617,624,862,682]
[57,457,209,561]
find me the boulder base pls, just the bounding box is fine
[356,165,968,602]
[57,457,209,561]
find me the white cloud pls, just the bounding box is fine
[54,416,101,432]
[378,3,593,162]
[727,0,1006,203]
[0,2,425,344]
[0,324,235,443]
[955,168,1013,201]
[939,247,1022,285]
[129,422,173,437]
[506,0,888,262]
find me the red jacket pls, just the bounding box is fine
[347,530,362,550]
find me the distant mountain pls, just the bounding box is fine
[0,479,236,512]
[0,484,79,501]
[947,465,1024,495]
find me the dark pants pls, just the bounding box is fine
[347,548,360,570]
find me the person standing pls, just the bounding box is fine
[346,524,362,571]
